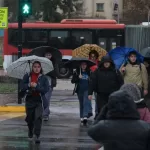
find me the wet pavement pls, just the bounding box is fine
[0,92,100,150]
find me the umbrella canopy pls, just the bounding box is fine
[108,47,144,69]
[64,57,96,69]
[28,46,62,63]
[72,44,107,61]
[141,47,150,58]
[6,55,54,79]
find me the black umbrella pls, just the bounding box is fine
[141,47,150,58]
[28,46,62,63]
[64,57,96,68]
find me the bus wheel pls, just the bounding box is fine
[56,64,72,79]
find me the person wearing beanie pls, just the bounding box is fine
[120,83,150,123]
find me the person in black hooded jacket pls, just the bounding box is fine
[88,55,123,118]
[88,90,150,150]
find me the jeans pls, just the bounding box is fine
[43,87,53,117]
[88,99,93,114]
[77,90,90,118]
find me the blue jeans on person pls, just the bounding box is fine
[88,98,93,114]
[77,90,89,118]
[43,86,52,118]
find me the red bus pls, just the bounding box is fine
[3,19,125,78]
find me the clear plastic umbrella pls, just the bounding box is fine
[6,55,54,79]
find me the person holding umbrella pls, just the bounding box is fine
[71,62,91,125]
[120,51,148,97]
[27,46,62,121]
[89,50,99,72]
[21,61,49,144]
[89,50,99,119]
[65,58,95,125]
[7,55,53,144]
[43,52,57,121]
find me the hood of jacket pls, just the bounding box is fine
[120,83,143,103]
[99,55,115,69]
[106,90,140,120]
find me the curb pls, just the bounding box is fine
[0,106,25,112]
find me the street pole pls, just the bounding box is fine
[148,10,150,25]
[117,7,119,24]
[18,0,23,104]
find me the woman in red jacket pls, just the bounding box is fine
[89,50,99,72]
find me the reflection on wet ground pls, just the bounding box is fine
[0,102,100,150]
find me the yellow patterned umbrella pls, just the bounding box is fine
[72,44,107,61]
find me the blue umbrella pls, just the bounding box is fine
[108,47,144,69]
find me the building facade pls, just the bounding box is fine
[83,0,123,20]
[0,0,3,7]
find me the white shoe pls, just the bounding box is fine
[80,118,83,123]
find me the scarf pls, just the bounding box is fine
[90,59,99,72]
[31,72,40,96]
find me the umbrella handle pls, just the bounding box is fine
[80,68,82,76]
[28,60,32,73]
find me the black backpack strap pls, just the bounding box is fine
[139,63,142,71]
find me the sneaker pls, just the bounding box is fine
[80,118,83,124]
[28,130,33,139]
[35,136,41,144]
[43,117,49,121]
[88,113,93,118]
[83,117,87,125]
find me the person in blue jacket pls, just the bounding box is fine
[71,62,92,125]
[21,61,49,144]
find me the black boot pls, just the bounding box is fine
[35,135,40,144]
[28,125,33,139]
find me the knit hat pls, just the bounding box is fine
[120,83,143,103]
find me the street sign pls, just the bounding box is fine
[0,7,8,29]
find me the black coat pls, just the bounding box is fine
[88,56,124,95]
[88,90,150,150]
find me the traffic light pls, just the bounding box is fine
[114,3,118,11]
[20,0,32,16]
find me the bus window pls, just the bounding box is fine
[27,30,48,42]
[49,30,70,49]
[8,29,25,44]
[71,31,92,48]
[98,38,107,50]
[110,38,117,49]
[110,38,121,49]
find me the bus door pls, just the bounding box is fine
[96,29,125,51]
[98,37,122,51]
